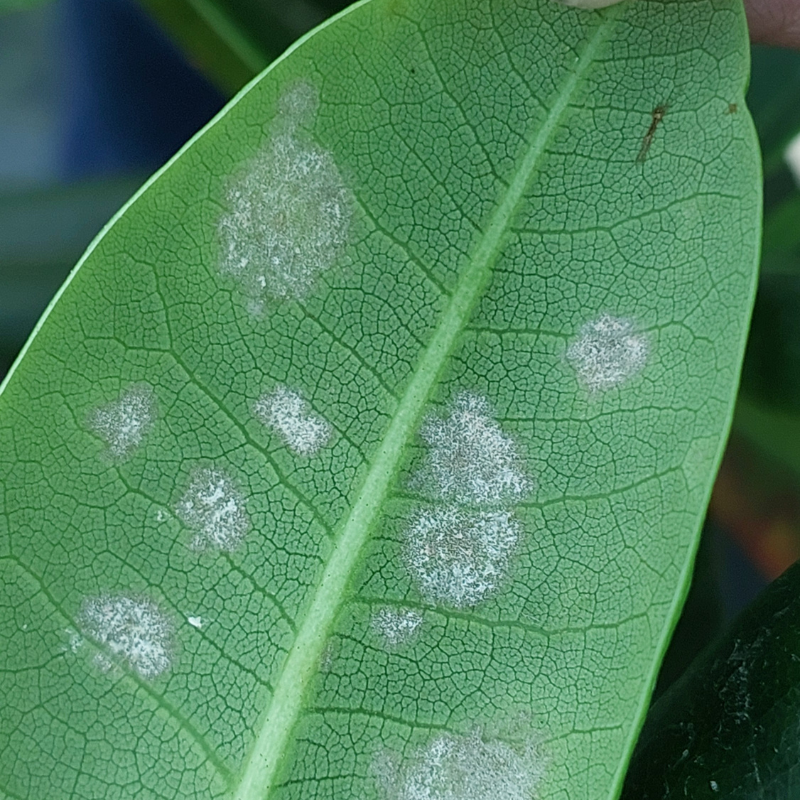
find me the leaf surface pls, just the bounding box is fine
[621,559,800,800]
[0,0,760,798]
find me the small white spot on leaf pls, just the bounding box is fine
[176,467,249,551]
[377,728,544,800]
[710,780,719,792]
[187,616,203,629]
[253,386,332,456]
[88,383,156,459]
[61,628,84,654]
[404,506,521,608]
[371,607,423,647]
[416,393,529,505]
[567,314,648,392]
[78,594,172,679]
[219,83,353,302]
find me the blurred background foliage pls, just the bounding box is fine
[1,0,799,696]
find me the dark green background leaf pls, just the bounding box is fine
[622,558,800,799]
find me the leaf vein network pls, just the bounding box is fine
[229,9,622,799]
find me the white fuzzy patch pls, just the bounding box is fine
[417,393,529,505]
[88,384,156,459]
[65,628,84,654]
[377,729,544,800]
[218,83,352,302]
[187,616,203,629]
[404,507,521,608]
[78,594,172,679]
[567,315,648,391]
[253,386,331,456]
[176,467,249,551]
[371,607,423,647]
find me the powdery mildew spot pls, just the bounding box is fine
[253,386,332,456]
[567,314,648,392]
[417,393,529,505]
[176,467,249,551]
[218,83,352,302]
[404,506,521,608]
[371,607,423,647]
[187,616,203,629]
[377,729,544,800]
[88,383,156,459]
[62,628,84,654]
[78,594,172,679]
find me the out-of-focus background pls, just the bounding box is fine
[1,0,799,684]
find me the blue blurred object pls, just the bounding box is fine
[0,0,226,378]
[58,0,225,178]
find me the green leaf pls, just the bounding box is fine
[761,195,800,275]
[748,46,800,180]
[136,0,353,96]
[621,558,800,799]
[0,0,761,798]
[740,272,800,410]
[732,397,800,481]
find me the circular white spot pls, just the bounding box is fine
[377,729,544,800]
[404,506,521,608]
[79,594,172,679]
[567,315,648,391]
[88,383,156,459]
[417,393,530,505]
[176,467,249,552]
[253,386,332,456]
[219,84,352,302]
[371,607,423,647]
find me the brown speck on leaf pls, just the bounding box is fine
[727,103,738,114]
[636,104,668,163]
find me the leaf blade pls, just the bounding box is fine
[0,0,761,798]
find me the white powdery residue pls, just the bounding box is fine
[88,383,156,459]
[187,616,203,629]
[253,386,332,456]
[218,83,352,302]
[371,607,423,647]
[79,594,173,679]
[404,506,521,608]
[377,729,544,800]
[176,467,249,551]
[418,393,530,506]
[65,628,84,653]
[567,314,648,392]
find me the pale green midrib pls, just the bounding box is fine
[231,15,618,800]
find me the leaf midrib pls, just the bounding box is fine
[232,10,619,799]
